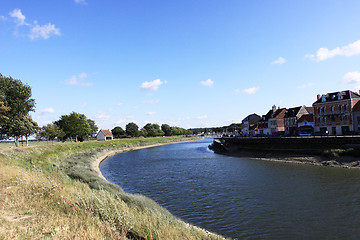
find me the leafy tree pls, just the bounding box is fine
[126,122,139,137]
[55,112,91,142]
[0,74,36,146]
[111,126,125,138]
[139,128,148,137]
[161,124,172,136]
[0,102,9,123]
[143,123,164,137]
[23,116,38,146]
[39,123,61,142]
[87,119,98,137]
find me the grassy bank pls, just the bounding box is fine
[0,137,226,240]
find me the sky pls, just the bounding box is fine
[1,0,360,130]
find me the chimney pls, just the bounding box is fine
[272,105,276,112]
[317,94,321,100]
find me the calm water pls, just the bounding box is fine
[100,138,360,239]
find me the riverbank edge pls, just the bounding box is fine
[1,137,227,240]
[92,138,226,239]
[93,139,197,181]
[217,150,360,169]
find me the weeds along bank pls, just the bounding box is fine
[0,137,225,240]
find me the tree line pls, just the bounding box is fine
[111,123,192,138]
[0,74,192,146]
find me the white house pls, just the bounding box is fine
[96,129,113,141]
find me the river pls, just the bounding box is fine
[100,138,360,239]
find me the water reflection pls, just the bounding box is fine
[100,138,360,239]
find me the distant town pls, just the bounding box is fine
[192,89,360,137]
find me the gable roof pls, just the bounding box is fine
[313,90,360,104]
[272,108,287,119]
[298,114,314,123]
[99,129,113,136]
[284,106,302,118]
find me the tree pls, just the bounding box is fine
[87,119,98,137]
[111,126,125,138]
[55,112,91,142]
[161,124,172,136]
[39,123,61,142]
[143,123,164,137]
[23,116,38,146]
[139,128,148,137]
[126,122,139,137]
[0,74,36,146]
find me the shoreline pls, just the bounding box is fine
[219,150,360,169]
[93,140,192,181]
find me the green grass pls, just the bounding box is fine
[0,136,227,240]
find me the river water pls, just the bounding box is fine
[100,138,360,239]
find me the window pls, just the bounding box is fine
[338,92,343,100]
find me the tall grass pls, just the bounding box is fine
[0,137,226,239]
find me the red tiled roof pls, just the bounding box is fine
[100,129,113,136]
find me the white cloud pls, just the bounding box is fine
[116,102,124,107]
[7,9,60,40]
[9,9,28,26]
[271,57,287,65]
[306,40,360,62]
[140,79,167,91]
[146,112,156,116]
[297,83,315,89]
[41,108,55,115]
[65,73,92,87]
[236,87,259,95]
[341,71,360,84]
[29,22,61,40]
[75,0,88,5]
[143,100,159,104]
[95,111,110,121]
[201,78,214,87]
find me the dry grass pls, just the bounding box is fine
[0,137,227,240]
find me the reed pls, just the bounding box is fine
[0,137,227,240]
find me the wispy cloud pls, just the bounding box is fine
[146,112,156,116]
[235,87,259,95]
[143,100,159,104]
[0,16,7,21]
[140,79,167,91]
[65,73,92,87]
[29,22,60,40]
[306,40,360,62]
[116,102,124,107]
[74,0,88,5]
[79,102,87,108]
[8,8,60,40]
[9,9,28,26]
[196,115,208,120]
[95,111,110,121]
[201,78,214,87]
[271,57,286,65]
[297,83,315,89]
[341,71,360,84]
[41,108,55,115]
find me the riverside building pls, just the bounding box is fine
[312,90,360,135]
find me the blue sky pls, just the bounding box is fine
[1,0,360,130]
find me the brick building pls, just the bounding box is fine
[312,90,360,135]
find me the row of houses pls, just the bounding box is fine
[241,90,360,136]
